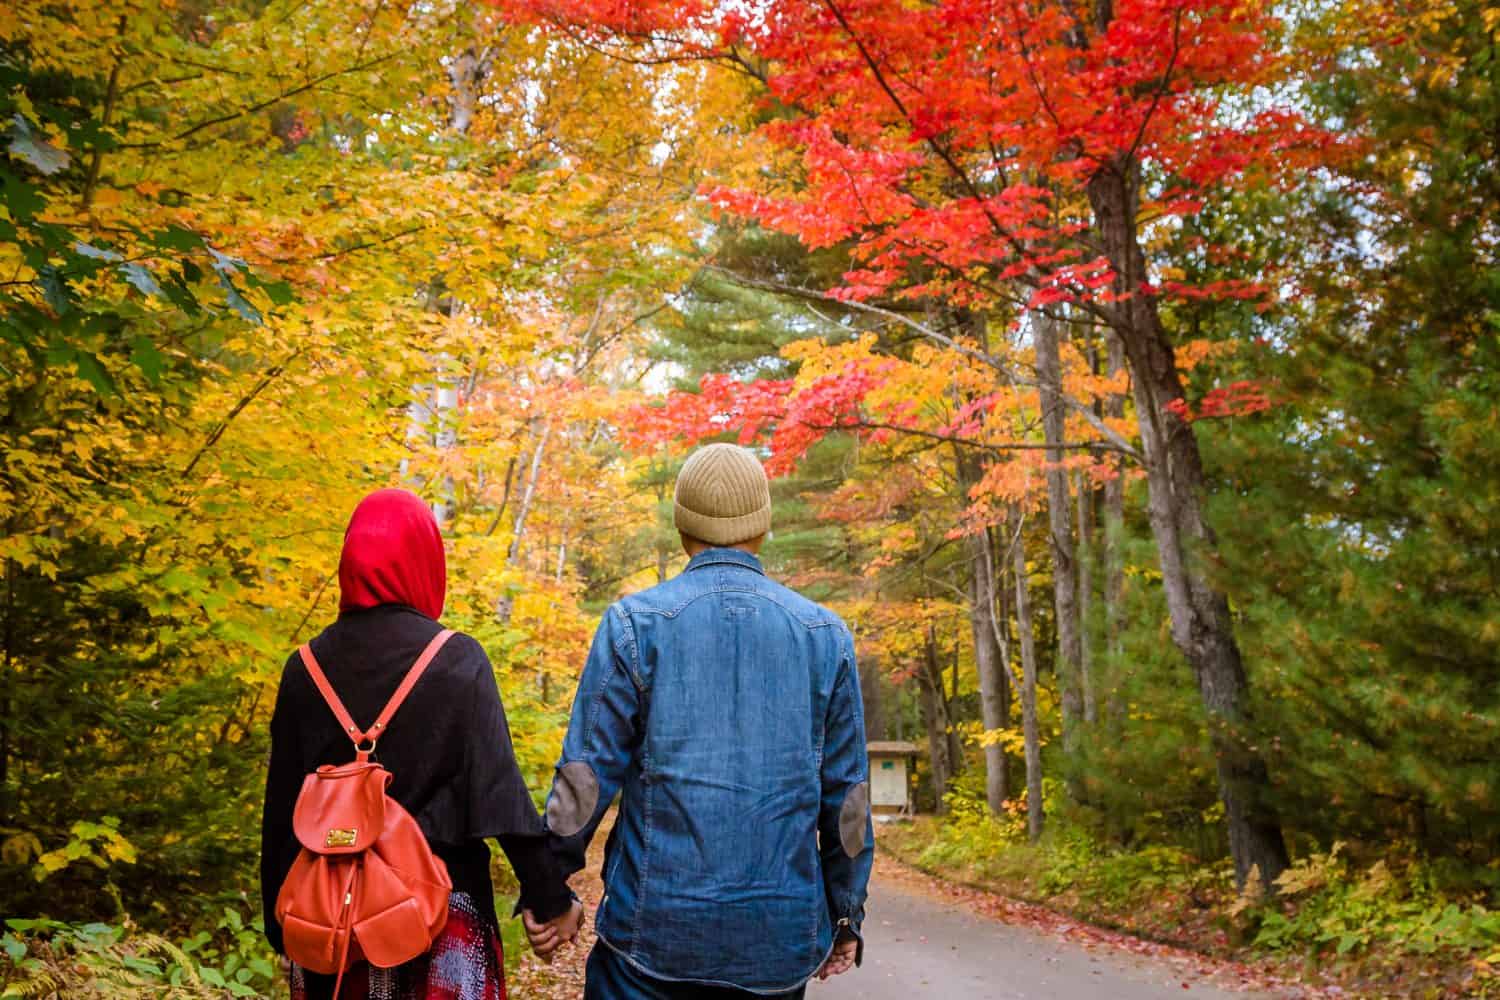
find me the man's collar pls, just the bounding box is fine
[685,547,766,576]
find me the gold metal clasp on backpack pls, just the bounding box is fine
[325,828,358,848]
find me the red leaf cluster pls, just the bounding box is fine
[621,364,908,475]
[1166,380,1273,422]
[497,0,1343,315]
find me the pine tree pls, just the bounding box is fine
[1203,0,1500,859]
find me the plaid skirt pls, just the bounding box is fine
[289,892,505,1000]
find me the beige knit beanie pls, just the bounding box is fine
[673,443,772,546]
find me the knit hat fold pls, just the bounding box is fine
[673,444,772,546]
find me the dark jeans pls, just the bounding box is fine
[584,943,808,1000]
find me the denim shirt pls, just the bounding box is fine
[543,548,874,994]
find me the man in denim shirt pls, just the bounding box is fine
[529,443,874,998]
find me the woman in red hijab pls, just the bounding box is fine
[260,489,581,1000]
[336,489,447,621]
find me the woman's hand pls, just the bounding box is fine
[522,900,585,963]
[816,935,859,980]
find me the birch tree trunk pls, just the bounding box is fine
[507,418,551,566]
[1010,509,1045,842]
[957,453,1012,813]
[1088,157,1290,890]
[446,47,491,135]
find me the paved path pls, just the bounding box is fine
[811,869,1272,1000]
[510,813,1291,999]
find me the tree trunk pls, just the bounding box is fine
[1103,330,1129,728]
[859,655,887,742]
[967,526,1011,812]
[421,47,490,523]
[1087,158,1289,891]
[507,418,551,566]
[956,452,1012,813]
[0,556,11,826]
[653,454,672,584]
[1034,310,1087,781]
[916,638,956,813]
[1010,509,1045,842]
[937,627,963,776]
[446,47,492,135]
[951,312,1013,814]
[1075,468,1099,724]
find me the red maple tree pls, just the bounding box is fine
[499,0,1346,890]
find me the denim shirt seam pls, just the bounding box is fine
[580,656,611,756]
[632,586,840,630]
[610,604,646,690]
[581,608,637,756]
[633,764,655,961]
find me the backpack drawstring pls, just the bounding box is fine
[330,859,361,999]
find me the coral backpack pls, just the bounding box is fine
[275,630,455,995]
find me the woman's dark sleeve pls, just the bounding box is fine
[259,655,303,955]
[461,640,574,920]
[498,834,574,922]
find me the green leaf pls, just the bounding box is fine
[150,225,205,252]
[161,271,202,315]
[4,920,61,933]
[246,272,295,306]
[1,934,26,962]
[0,171,46,223]
[72,352,117,396]
[39,266,70,314]
[121,262,163,298]
[208,247,246,275]
[218,274,262,325]
[74,241,123,263]
[6,115,70,175]
[130,337,164,383]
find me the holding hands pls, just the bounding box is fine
[522,900,585,963]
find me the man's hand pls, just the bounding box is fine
[521,900,585,963]
[816,935,858,980]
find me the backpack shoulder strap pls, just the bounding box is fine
[298,643,362,743]
[367,628,455,742]
[298,629,455,751]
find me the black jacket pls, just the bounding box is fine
[259,604,571,956]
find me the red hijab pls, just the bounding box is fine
[338,489,446,620]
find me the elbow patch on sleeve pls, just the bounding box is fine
[546,761,600,838]
[838,781,871,858]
